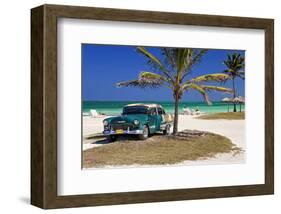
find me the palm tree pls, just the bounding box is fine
[223,53,245,112]
[117,47,233,134]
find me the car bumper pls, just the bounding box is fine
[103,129,144,135]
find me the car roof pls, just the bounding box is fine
[124,103,163,108]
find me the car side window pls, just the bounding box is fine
[149,108,157,115]
[157,107,163,115]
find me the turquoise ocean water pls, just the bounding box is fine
[83,101,244,116]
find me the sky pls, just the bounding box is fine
[82,44,245,102]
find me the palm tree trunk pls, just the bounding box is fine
[173,93,179,135]
[232,78,237,112]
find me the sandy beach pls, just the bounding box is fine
[82,114,245,167]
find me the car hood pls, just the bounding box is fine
[108,114,149,124]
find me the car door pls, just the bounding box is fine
[148,107,157,133]
[156,107,164,131]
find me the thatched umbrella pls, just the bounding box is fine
[222,97,231,112]
[233,96,245,112]
[238,96,245,103]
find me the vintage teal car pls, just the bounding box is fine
[103,103,173,141]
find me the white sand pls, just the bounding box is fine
[82,115,245,166]
[83,116,110,136]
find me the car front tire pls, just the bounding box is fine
[138,125,149,140]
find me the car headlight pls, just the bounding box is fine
[133,119,140,125]
[103,120,109,126]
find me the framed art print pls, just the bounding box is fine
[31,4,274,209]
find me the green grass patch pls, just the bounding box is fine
[197,112,245,120]
[83,132,242,168]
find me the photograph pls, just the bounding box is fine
[30,3,274,209]
[82,44,246,169]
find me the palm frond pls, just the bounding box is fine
[176,49,189,82]
[137,47,174,83]
[180,49,207,81]
[200,85,233,93]
[223,52,245,80]
[189,49,207,69]
[116,71,165,88]
[182,83,211,105]
[236,70,245,79]
[188,73,230,83]
[182,83,233,105]
[139,71,165,80]
[162,48,176,71]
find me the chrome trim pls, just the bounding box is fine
[160,122,173,130]
[103,129,144,135]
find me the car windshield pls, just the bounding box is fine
[123,106,148,115]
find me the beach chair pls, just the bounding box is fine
[83,112,90,116]
[90,109,99,118]
[183,107,192,115]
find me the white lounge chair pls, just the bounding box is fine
[193,110,201,115]
[90,109,99,118]
[183,107,192,115]
[83,112,90,116]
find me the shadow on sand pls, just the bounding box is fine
[93,133,166,145]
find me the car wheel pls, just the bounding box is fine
[163,125,171,135]
[138,125,149,140]
[107,135,117,142]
